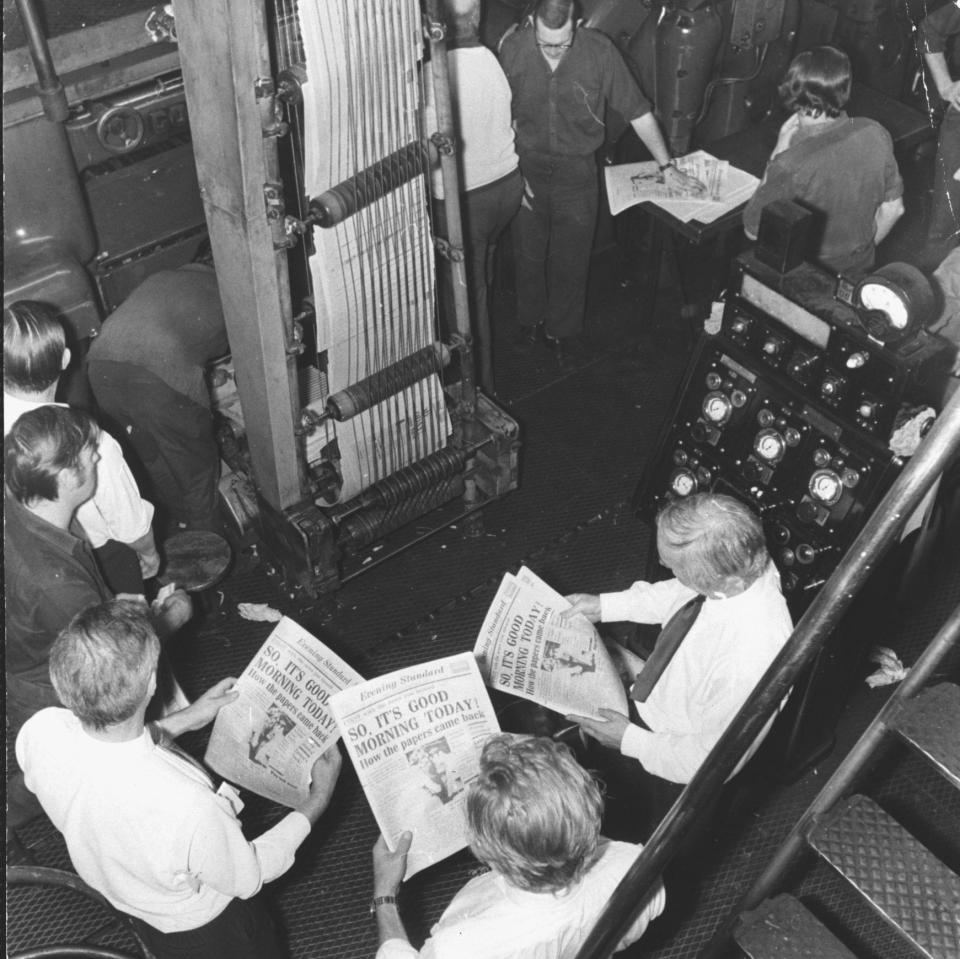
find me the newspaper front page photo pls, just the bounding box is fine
[205,616,364,808]
[330,651,500,879]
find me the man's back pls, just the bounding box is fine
[17,708,241,932]
[89,264,228,405]
[424,840,664,958]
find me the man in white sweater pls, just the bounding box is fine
[17,599,342,959]
[429,0,522,385]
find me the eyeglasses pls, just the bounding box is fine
[535,28,574,55]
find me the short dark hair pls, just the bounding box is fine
[467,734,603,893]
[536,0,575,30]
[444,0,480,42]
[4,405,98,504]
[50,600,160,730]
[3,300,67,393]
[779,46,851,118]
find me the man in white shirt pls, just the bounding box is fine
[4,300,159,593]
[17,599,342,959]
[429,0,522,386]
[370,734,665,958]
[564,493,793,837]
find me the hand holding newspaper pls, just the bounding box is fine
[473,567,628,720]
[204,617,364,808]
[605,149,759,224]
[330,652,500,879]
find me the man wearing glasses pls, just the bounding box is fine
[500,0,703,367]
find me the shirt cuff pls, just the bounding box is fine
[376,938,420,959]
[620,721,652,763]
[252,810,312,883]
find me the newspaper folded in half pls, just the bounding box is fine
[473,567,628,720]
[330,652,500,879]
[205,616,363,808]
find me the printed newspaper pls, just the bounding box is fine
[204,616,364,808]
[330,652,500,879]
[604,149,759,223]
[473,567,628,720]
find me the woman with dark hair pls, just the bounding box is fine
[743,45,905,276]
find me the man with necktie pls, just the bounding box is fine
[563,492,793,839]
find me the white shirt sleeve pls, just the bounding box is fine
[599,578,694,625]
[76,431,154,548]
[186,804,311,899]
[376,939,435,959]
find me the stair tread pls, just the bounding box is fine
[890,683,960,789]
[734,893,857,958]
[807,794,960,959]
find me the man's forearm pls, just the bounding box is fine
[629,112,672,168]
[376,902,411,948]
[924,51,954,97]
[874,197,905,244]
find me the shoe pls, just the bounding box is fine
[511,323,543,355]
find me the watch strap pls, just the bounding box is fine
[658,160,675,172]
[371,895,397,915]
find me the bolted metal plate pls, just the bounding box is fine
[808,794,960,959]
[735,893,857,958]
[890,683,960,790]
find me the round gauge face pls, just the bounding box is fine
[754,429,785,462]
[809,469,843,506]
[671,470,697,497]
[702,392,732,424]
[858,282,909,329]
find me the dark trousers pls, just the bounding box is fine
[514,153,599,340]
[436,170,523,331]
[93,540,145,595]
[929,107,960,248]
[131,893,285,959]
[88,360,220,534]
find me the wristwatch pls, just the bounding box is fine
[370,895,397,915]
[658,160,675,172]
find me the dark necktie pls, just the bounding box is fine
[630,594,706,702]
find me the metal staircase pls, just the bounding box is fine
[731,613,960,959]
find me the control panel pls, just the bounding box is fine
[635,254,950,613]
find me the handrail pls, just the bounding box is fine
[573,385,960,959]
[700,597,960,957]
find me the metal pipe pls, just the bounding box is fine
[573,385,960,959]
[13,0,69,121]
[424,0,480,409]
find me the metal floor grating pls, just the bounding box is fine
[8,243,960,958]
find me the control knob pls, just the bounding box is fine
[820,373,847,401]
